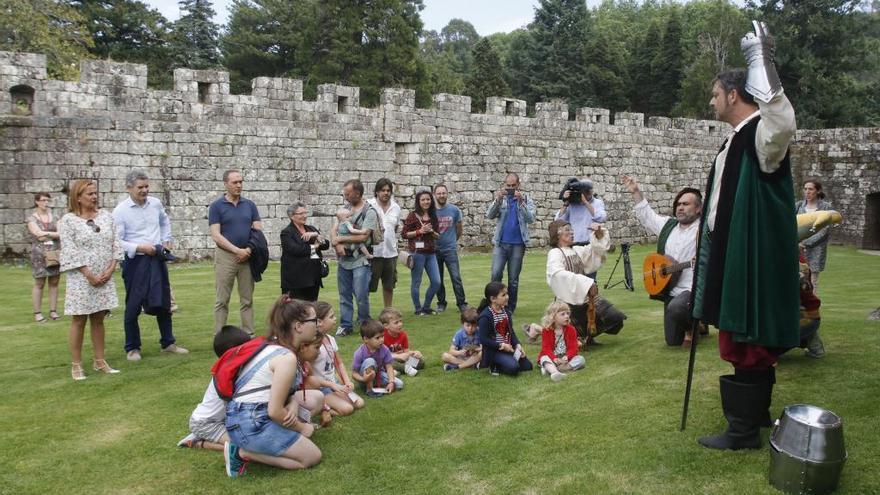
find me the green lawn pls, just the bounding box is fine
[1,245,878,494]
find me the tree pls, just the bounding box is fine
[650,9,684,115]
[70,0,173,87]
[221,0,318,94]
[675,0,749,118]
[750,0,880,127]
[439,18,479,75]
[170,0,220,69]
[628,21,661,114]
[0,0,94,79]
[465,38,509,112]
[529,0,593,108]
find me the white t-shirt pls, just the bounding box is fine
[312,336,340,384]
[190,382,225,423]
[367,198,400,258]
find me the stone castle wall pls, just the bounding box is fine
[1,51,877,259]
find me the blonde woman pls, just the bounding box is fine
[26,192,61,322]
[57,180,123,380]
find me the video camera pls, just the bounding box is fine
[559,178,593,204]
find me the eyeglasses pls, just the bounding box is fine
[86,219,101,233]
[300,317,319,326]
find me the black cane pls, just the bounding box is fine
[680,318,702,431]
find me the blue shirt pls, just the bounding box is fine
[435,204,462,251]
[499,193,523,245]
[208,195,261,248]
[555,197,607,243]
[112,196,172,258]
[451,327,480,350]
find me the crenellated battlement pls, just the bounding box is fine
[1,51,877,256]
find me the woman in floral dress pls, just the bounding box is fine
[57,179,123,381]
[26,192,61,322]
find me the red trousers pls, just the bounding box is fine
[718,330,784,370]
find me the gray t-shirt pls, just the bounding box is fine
[338,203,379,270]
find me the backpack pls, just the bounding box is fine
[211,336,278,401]
[355,202,386,247]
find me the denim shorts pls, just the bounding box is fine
[320,386,333,395]
[225,401,301,457]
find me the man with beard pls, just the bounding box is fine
[692,21,798,451]
[433,183,468,313]
[622,175,702,347]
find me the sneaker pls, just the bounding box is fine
[366,389,384,398]
[421,309,437,316]
[444,363,459,371]
[551,371,566,382]
[540,366,547,377]
[224,442,248,478]
[436,304,447,313]
[335,326,352,337]
[805,333,826,358]
[404,364,418,376]
[126,349,142,362]
[177,433,197,448]
[490,366,500,377]
[161,344,189,355]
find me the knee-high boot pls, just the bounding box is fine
[734,368,775,427]
[698,374,769,450]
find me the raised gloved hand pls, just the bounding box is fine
[741,20,782,103]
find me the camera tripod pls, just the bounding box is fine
[604,242,634,291]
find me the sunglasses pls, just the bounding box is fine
[86,219,100,233]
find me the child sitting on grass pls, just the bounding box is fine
[441,307,482,371]
[379,307,424,377]
[537,301,585,382]
[306,302,364,424]
[351,319,403,397]
[178,325,251,451]
[477,282,533,376]
[223,296,323,478]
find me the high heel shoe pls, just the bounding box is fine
[93,359,120,374]
[71,362,87,381]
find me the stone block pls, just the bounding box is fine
[614,112,644,127]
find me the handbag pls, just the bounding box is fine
[319,259,330,278]
[398,250,414,269]
[44,248,60,267]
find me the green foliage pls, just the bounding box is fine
[221,0,318,95]
[628,21,661,115]
[750,0,880,128]
[525,0,594,109]
[169,0,221,70]
[464,38,509,112]
[650,9,685,116]
[420,19,480,103]
[2,247,879,493]
[223,0,426,106]
[69,0,173,87]
[0,0,94,80]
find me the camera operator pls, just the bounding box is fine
[555,178,607,246]
[555,178,606,279]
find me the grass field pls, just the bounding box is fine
[1,244,878,495]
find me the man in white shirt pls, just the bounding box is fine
[367,178,401,309]
[622,175,701,347]
[113,170,188,361]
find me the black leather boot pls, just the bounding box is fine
[698,375,766,450]
[735,368,775,427]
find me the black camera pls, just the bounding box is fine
[559,178,593,204]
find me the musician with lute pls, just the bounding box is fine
[622,175,702,347]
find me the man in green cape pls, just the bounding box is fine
[691,21,799,450]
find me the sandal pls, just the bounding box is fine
[71,362,87,381]
[49,310,61,320]
[34,312,47,323]
[93,359,120,374]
